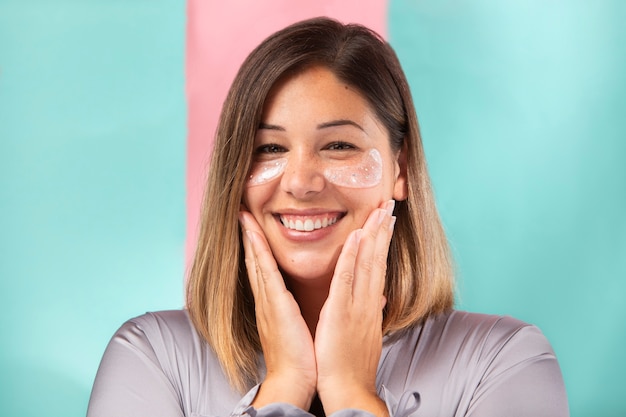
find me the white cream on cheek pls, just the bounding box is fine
[323,148,383,188]
[247,158,288,186]
[246,148,383,188]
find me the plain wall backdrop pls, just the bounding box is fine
[1,1,625,416]
[0,1,187,415]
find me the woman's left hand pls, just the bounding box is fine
[314,200,396,417]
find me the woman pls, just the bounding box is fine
[87,17,569,417]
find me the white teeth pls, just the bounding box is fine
[280,215,339,231]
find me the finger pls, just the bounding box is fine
[353,200,395,300]
[370,202,395,295]
[239,212,288,301]
[327,228,362,303]
[246,230,284,293]
[351,205,387,298]
[240,212,261,299]
[239,211,276,301]
[328,200,394,304]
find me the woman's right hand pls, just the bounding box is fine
[239,211,317,411]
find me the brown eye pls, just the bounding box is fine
[326,141,355,151]
[256,144,286,154]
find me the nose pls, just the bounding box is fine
[280,152,326,199]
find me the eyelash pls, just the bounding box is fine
[326,141,355,151]
[255,144,286,154]
[254,141,356,154]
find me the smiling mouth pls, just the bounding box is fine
[279,214,343,231]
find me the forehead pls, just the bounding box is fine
[261,66,384,133]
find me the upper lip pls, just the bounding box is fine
[274,208,345,216]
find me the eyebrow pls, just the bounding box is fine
[258,122,285,131]
[317,119,364,131]
[258,119,364,132]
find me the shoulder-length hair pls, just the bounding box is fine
[186,17,454,392]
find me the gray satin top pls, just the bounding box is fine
[87,309,569,417]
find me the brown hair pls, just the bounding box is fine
[186,17,454,392]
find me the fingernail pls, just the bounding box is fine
[377,209,387,225]
[386,199,396,216]
[390,216,397,232]
[354,229,363,245]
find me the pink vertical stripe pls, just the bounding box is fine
[186,0,388,270]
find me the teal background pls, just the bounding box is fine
[1,1,625,417]
[389,1,626,416]
[0,1,186,416]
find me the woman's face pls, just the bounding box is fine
[242,65,407,285]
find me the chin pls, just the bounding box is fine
[279,262,335,287]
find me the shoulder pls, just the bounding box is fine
[437,310,554,361]
[379,310,567,415]
[388,309,548,344]
[381,311,554,384]
[90,311,242,416]
[397,310,556,366]
[122,309,196,340]
[430,310,552,350]
[113,309,208,365]
[106,309,216,386]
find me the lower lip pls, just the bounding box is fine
[276,217,340,241]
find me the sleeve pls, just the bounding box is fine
[464,324,569,417]
[379,387,420,417]
[230,387,314,417]
[87,320,186,417]
[230,386,419,417]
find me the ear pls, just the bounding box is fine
[392,140,408,201]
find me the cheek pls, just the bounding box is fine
[242,182,272,213]
[324,149,383,188]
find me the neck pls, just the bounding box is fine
[285,276,330,337]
